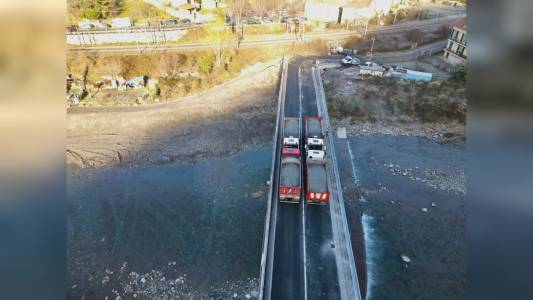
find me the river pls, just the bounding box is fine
[347,135,466,300]
[67,147,272,299]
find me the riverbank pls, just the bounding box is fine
[67,60,281,168]
[323,57,466,143]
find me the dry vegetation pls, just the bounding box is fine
[343,25,450,54]
[325,75,466,124]
[67,40,328,107]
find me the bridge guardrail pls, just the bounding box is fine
[259,56,288,300]
[312,62,362,300]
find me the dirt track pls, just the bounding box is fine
[67,60,281,168]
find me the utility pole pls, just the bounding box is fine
[369,36,375,60]
[393,10,398,24]
[364,17,369,39]
[278,0,281,23]
[238,0,243,45]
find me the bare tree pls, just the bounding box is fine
[156,54,186,78]
[205,28,237,69]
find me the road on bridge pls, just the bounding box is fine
[268,57,342,300]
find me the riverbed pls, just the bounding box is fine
[347,135,466,299]
[67,147,272,299]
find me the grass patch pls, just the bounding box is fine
[118,0,173,22]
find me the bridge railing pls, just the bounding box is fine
[312,61,362,300]
[259,56,288,300]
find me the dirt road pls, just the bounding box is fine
[67,60,281,168]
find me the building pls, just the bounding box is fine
[443,17,467,64]
[304,2,340,22]
[305,0,396,23]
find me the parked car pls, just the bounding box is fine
[180,18,191,24]
[111,17,132,29]
[362,61,380,68]
[267,11,278,19]
[162,19,178,26]
[244,18,261,25]
[292,17,307,23]
[135,21,150,28]
[341,56,360,66]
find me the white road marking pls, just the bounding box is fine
[299,64,308,300]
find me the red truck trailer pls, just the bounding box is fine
[282,117,301,156]
[279,156,302,202]
[305,116,323,140]
[306,159,329,204]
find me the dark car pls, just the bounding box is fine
[162,19,178,26]
[180,18,191,24]
[245,19,261,25]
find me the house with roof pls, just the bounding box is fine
[443,17,467,64]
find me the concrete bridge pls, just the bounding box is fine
[258,56,362,300]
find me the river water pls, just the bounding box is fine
[347,135,466,300]
[67,147,272,299]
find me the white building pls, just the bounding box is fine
[170,0,188,7]
[305,0,397,22]
[201,0,218,9]
[304,2,340,22]
[443,17,467,65]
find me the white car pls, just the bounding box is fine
[341,56,360,66]
[362,61,380,68]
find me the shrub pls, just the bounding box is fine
[455,65,467,81]
[199,52,215,75]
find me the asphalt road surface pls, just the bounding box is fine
[270,57,341,299]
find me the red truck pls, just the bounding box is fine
[305,116,323,139]
[279,156,302,202]
[279,117,302,202]
[282,117,301,157]
[304,116,329,204]
[306,158,330,204]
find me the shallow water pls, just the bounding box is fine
[67,147,272,299]
[348,136,466,300]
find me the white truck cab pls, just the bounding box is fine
[306,138,325,151]
[283,137,300,147]
[306,138,326,161]
[307,150,325,161]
